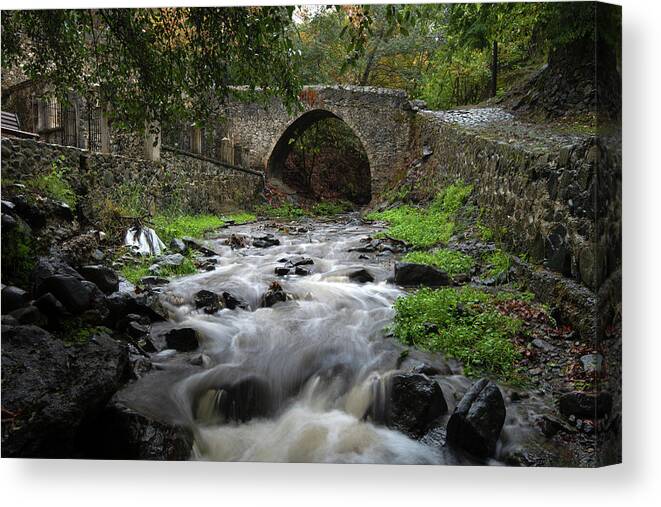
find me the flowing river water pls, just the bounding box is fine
[122,214,549,465]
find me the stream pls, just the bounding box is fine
[122,214,550,464]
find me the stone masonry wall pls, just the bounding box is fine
[224,85,414,194]
[1,137,263,221]
[400,110,621,293]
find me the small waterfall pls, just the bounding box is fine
[124,225,166,255]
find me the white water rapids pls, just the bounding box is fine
[124,214,541,464]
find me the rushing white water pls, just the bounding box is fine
[124,225,166,255]
[139,216,450,463]
[130,215,544,465]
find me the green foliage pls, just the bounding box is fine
[255,202,307,220]
[402,249,474,276]
[1,221,35,287]
[310,201,353,216]
[26,156,77,208]
[2,7,302,131]
[63,326,113,347]
[223,212,256,224]
[476,221,494,242]
[120,261,152,286]
[151,214,226,243]
[157,257,197,277]
[393,287,522,381]
[366,182,472,248]
[484,249,512,279]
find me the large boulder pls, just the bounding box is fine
[371,373,447,439]
[347,268,375,284]
[31,256,84,295]
[1,325,128,457]
[35,274,94,314]
[446,378,506,458]
[94,397,192,460]
[1,286,29,314]
[394,262,451,287]
[194,289,223,314]
[252,234,280,248]
[558,391,612,419]
[79,265,119,294]
[9,305,48,327]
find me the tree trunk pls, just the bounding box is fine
[490,40,498,98]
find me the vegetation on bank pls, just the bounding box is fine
[119,253,198,285]
[402,249,474,277]
[366,182,473,248]
[393,286,523,382]
[255,200,353,220]
[24,156,77,209]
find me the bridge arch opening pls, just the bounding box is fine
[266,109,372,204]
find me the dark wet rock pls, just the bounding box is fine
[1,315,18,326]
[105,291,167,324]
[558,391,612,419]
[222,291,248,311]
[79,265,119,294]
[11,194,46,228]
[252,234,280,248]
[9,305,48,327]
[126,321,150,340]
[283,256,314,268]
[539,414,576,437]
[260,281,287,308]
[139,275,170,287]
[31,256,83,295]
[394,262,451,287]
[227,234,250,249]
[294,266,310,276]
[452,273,471,285]
[1,325,128,457]
[150,253,185,274]
[446,378,506,458]
[275,266,290,276]
[35,274,93,314]
[33,292,70,325]
[347,268,374,283]
[372,373,447,439]
[182,237,217,256]
[162,327,199,352]
[194,289,223,314]
[95,397,192,460]
[2,285,29,314]
[169,238,188,254]
[532,338,555,351]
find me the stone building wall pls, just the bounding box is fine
[1,137,263,221]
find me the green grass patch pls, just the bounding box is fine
[63,325,113,347]
[484,249,512,279]
[255,202,307,220]
[120,254,198,285]
[223,212,256,224]
[26,156,77,208]
[152,214,226,243]
[402,249,474,276]
[392,287,522,381]
[366,182,473,248]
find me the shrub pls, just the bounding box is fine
[255,202,307,219]
[27,156,77,208]
[484,249,512,279]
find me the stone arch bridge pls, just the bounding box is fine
[223,86,418,195]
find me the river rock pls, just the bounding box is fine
[95,396,193,460]
[79,265,119,294]
[222,291,248,310]
[375,373,448,439]
[169,238,188,254]
[294,266,310,276]
[284,256,314,268]
[139,275,170,287]
[558,391,612,419]
[252,234,280,248]
[347,268,375,283]
[193,374,272,424]
[36,274,93,314]
[275,266,291,276]
[260,281,287,308]
[194,289,223,313]
[182,237,217,256]
[1,285,29,314]
[33,292,70,326]
[31,256,84,295]
[9,305,48,327]
[1,325,128,457]
[394,262,451,287]
[446,378,506,458]
[163,327,199,352]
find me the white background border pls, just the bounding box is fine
[1,0,659,505]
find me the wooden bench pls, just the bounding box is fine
[1,111,39,140]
